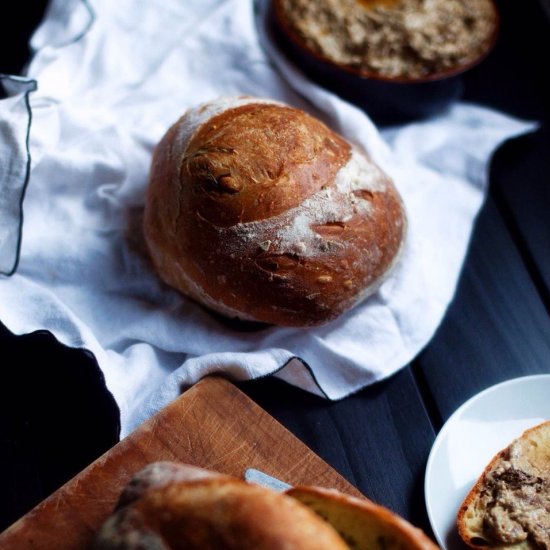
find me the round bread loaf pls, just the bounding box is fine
[144,97,406,326]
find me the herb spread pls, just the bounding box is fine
[477,446,550,549]
[279,0,497,78]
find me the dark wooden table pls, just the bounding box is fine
[1,0,549,542]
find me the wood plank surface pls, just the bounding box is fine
[415,196,550,424]
[0,376,361,550]
[239,367,436,533]
[463,0,550,122]
[493,130,550,298]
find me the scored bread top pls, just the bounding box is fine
[180,98,351,226]
[144,97,406,326]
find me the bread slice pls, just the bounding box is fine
[457,420,550,550]
[288,486,439,550]
[94,462,439,549]
[94,464,349,549]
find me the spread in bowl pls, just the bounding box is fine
[270,0,499,124]
[276,0,498,79]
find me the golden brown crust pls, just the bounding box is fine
[144,98,406,326]
[288,485,439,550]
[456,421,550,550]
[457,449,507,549]
[94,466,349,550]
[136,479,349,549]
[95,463,440,550]
[183,102,351,227]
[116,461,224,509]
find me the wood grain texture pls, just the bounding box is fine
[463,0,550,122]
[0,376,360,550]
[415,196,550,424]
[492,130,550,299]
[239,368,437,534]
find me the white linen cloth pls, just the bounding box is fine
[0,0,533,437]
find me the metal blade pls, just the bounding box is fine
[244,468,292,492]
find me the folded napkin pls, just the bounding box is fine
[0,0,532,436]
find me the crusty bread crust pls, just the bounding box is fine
[288,485,439,550]
[94,463,348,549]
[94,462,439,550]
[457,448,512,549]
[456,420,550,550]
[143,97,406,326]
[116,461,223,509]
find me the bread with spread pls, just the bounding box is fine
[93,462,439,549]
[143,96,406,326]
[457,420,550,550]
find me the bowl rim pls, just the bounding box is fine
[270,0,500,84]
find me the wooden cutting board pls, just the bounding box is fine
[0,376,361,549]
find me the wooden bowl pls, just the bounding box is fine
[269,0,499,125]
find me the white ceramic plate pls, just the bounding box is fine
[424,374,550,550]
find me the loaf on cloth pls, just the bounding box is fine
[143,97,406,326]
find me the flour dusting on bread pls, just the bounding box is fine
[173,96,283,154]
[144,97,406,326]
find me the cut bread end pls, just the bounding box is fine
[288,485,439,550]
